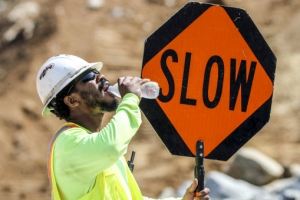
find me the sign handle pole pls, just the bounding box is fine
[127,151,136,173]
[194,140,205,195]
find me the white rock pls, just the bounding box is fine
[87,0,104,10]
[283,189,300,200]
[263,176,300,193]
[225,147,284,185]
[157,186,176,198]
[290,163,300,177]
[7,1,40,22]
[3,1,41,42]
[206,171,281,200]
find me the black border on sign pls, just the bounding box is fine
[140,2,276,160]
[141,2,212,157]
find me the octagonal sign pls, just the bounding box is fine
[140,2,276,161]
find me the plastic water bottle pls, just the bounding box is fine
[107,81,159,99]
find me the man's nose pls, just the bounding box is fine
[98,75,109,85]
[96,74,104,82]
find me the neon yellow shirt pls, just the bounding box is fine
[50,93,181,200]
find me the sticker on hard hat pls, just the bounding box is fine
[39,63,55,80]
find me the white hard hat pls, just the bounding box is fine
[36,54,103,116]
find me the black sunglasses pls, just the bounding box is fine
[78,69,100,84]
[66,69,100,95]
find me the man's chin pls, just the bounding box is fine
[102,99,119,112]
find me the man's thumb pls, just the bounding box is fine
[188,179,198,193]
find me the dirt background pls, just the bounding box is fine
[0,0,300,199]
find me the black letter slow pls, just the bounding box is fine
[202,55,224,109]
[230,59,256,112]
[180,52,197,106]
[159,49,177,102]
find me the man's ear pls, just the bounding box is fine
[63,95,79,108]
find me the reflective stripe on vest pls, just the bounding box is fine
[47,123,78,199]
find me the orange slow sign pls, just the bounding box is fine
[140,3,276,161]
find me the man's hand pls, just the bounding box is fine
[118,76,150,99]
[182,179,210,200]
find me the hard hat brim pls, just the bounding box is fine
[41,62,103,116]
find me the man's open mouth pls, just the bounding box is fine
[103,81,110,92]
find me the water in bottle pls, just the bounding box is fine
[107,81,159,99]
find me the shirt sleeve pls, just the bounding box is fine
[54,93,142,182]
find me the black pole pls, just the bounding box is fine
[127,151,136,173]
[194,140,205,194]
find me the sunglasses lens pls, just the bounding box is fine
[78,70,100,84]
[80,72,95,83]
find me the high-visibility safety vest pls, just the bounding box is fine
[48,124,144,200]
[46,94,180,200]
[46,94,145,199]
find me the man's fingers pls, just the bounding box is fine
[140,78,150,84]
[196,195,210,200]
[195,188,210,200]
[188,179,198,193]
[182,179,210,200]
[130,77,142,84]
[118,76,132,85]
[197,188,210,196]
[118,76,150,85]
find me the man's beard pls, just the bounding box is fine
[79,89,119,112]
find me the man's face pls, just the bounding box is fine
[72,69,119,113]
[79,86,119,113]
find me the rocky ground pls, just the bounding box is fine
[0,0,300,199]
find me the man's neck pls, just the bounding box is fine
[68,112,104,132]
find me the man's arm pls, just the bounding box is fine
[55,93,142,181]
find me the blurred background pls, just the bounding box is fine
[0,0,299,199]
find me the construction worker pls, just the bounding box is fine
[36,54,210,200]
